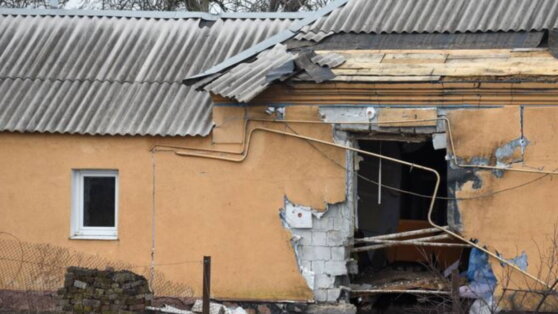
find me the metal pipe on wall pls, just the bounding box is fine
[153,112,555,288]
[166,125,550,288]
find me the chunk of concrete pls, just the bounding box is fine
[73,280,87,289]
[311,260,325,274]
[315,274,335,289]
[314,289,328,302]
[312,232,327,246]
[191,300,225,314]
[432,133,447,150]
[324,261,347,276]
[285,202,313,229]
[302,246,331,261]
[327,288,342,302]
[306,304,357,314]
[330,247,346,261]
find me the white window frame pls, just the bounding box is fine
[71,169,119,240]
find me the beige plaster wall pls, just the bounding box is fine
[448,107,558,309]
[0,105,346,301]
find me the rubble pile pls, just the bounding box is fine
[57,266,153,312]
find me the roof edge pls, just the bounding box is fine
[0,8,309,20]
[183,0,349,82]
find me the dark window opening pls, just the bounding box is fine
[83,176,116,227]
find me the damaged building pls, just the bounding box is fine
[1,0,558,312]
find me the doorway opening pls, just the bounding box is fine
[351,137,468,311]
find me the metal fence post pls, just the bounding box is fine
[202,256,211,314]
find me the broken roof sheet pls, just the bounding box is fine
[186,0,558,89]
[197,45,345,103]
[201,45,297,103]
[0,10,300,136]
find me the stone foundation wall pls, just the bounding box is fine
[57,267,153,312]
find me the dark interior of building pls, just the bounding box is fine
[352,138,469,312]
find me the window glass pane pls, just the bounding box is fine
[83,176,115,227]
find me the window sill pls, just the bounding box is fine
[70,235,118,241]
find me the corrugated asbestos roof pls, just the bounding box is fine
[302,0,558,36]
[4,0,558,136]
[199,44,345,102]
[186,0,558,89]
[202,45,297,103]
[0,10,300,136]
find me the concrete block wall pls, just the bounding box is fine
[285,199,354,303]
[281,133,356,303]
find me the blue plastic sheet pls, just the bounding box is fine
[462,248,498,300]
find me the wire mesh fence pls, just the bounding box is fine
[0,231,197,298]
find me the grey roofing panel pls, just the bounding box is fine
[0,15,295,82]
[201,48,345,102]
[294,30,334,42]
[0,8,309,20]
[184,0,349,81]
[203,44,297,103]
[0,12,298,136]
[302,0,558,35]
[299,31,545,50]
[0,78,212,136]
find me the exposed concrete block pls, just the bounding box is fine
[326,230,344,246]
[330,247,346,261]
[315,274,335,289]
[282,185,355,303]
[312,261,325,274]
[302,246,331,261]
[432,132,447,150]
[314,289,328,302]
[333,217,352,236]
[313,217,334,231]
[324,261,347,276]
[323,207,341,220]
[296,230,313,245]
[312,232,327,246]
[306,304,357,314]
[327,288,342,302]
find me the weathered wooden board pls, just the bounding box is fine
[377,108,438,127]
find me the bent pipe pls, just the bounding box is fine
[155,116,558,175]
[249,117,558,175]
[172,126,550,288]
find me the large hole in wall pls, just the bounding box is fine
[352,137,470,311]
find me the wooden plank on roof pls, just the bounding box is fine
[331,75,441,82]
[382,53,448,64]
